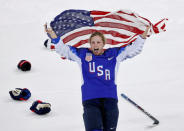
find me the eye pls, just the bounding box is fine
[91,41,95,45]
[97,41,102,44]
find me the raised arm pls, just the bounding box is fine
[55,38,81,62]
[44,23,58,39]
[44,24,81,63]
[116,26,150,62]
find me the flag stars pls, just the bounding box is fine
[50,10,94,37]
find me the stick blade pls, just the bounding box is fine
[153,120,159,125]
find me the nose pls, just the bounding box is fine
[93,43,99,48]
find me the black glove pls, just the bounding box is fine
[9,88,31,100]
[17,60,31,71]
[30,100,51,115]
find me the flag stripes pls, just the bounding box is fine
[49,9,167,49]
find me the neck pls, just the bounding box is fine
[92,49,104,55]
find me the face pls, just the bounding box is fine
[90,35,105,55]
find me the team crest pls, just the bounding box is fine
[85,53,92,62]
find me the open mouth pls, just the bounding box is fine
[94,48,99,51]
[92,48,104,55]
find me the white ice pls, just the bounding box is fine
[0,0,184,131]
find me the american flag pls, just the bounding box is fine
[48,9,167,49]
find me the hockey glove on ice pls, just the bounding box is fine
[30,100,51,115]
[44,39,56,50]
[17,60,31,71]
[9,88,31,101]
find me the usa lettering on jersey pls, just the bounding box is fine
[89,62,110,80]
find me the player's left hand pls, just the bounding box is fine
[140,25,151,39]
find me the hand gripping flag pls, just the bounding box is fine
[47,9,167,49]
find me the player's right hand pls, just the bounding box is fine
[44,23,58,39]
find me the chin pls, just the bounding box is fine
[93,52,98,55]
[95,52,101,55]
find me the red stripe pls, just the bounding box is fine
[19,60,31,67]
[61,57,66,59]
[152,26,159,34]
[120,43,128,48]
[107,34,138,45]
[63,30,94,43]
[73,39,89,47]
[154,18,168,27]
[63,29,131,43]
[90,10,110,15]
[50,45,55,49]
[37,100,42,103]
[138,16,152,25]
[20,98,27,101]
[72,35,138,47]
[19,60,26,67]
[106,39,122,45]
[94,22,144,34]
[117,10,136,17]
[119,39,136,48]
[121,38,137,47]
[161,23,166,31]
[93,14,133,23]
[152,19,168,33]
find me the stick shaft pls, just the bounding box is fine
[121,93,159,124]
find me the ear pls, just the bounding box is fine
[103,41,106,47]
[103,39,106,46]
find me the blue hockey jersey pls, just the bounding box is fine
[53,36,145,101]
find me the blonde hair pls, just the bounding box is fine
[89,32,106,45]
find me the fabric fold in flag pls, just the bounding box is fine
[48,9,168,49]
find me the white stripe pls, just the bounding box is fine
[60,25,135,40]
[58,9,150,47]
[60,11,143,39]
[94,18,146,31]
[76,35,137,49]
[92,11,145,26]
[63,34,90,46]
[60,26,136,43]
[61,31,135,47]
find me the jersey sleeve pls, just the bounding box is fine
[54,38,81,63]
[116,35,145,62]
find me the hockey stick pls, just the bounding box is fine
[121,93,159,125]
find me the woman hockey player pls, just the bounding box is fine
[45,24,150,131]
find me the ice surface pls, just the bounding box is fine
[0,0,184,130]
